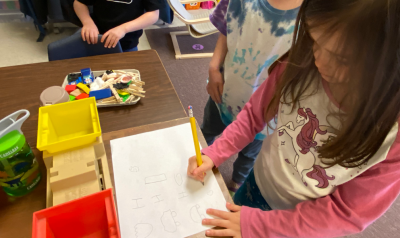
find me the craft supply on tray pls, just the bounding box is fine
[90,77,105,91]
[76,83,90,94]
[89,88,112,100]
[64,69,145,106]
[75,93,89,100]
[69,89,82,97]
[67,73,82,85]
[65,85,76,93]
[81,68,94,84]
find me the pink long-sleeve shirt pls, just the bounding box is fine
[202,62,400,237]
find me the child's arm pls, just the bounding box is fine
[240,140,400,237]
[202,62,285,167]
[188,62,285,181]
[206,0,229,103]
[73,0,99,44]
[208,33,227,104]
[101,11,159,48]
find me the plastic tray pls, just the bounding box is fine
[37,97,101,154]
[62,69,142,108]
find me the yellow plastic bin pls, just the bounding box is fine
[37,98,101,154]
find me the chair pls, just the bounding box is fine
[48,31,123,61]
[167,0,218,59]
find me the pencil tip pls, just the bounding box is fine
[202,182,204,186]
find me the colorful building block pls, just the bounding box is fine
[69,95,76,101]
[116,90,130,96]
[119,94,130,102]
[68,77,83,85]
[70,89,82,97]
[76,83,90,94]
[67,73,82,83]
[65,85,77,93]
[81,68,94,84]
[76,93,89,100]
[89,88,112,100]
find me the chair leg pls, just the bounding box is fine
[170,31,213,60]
[25,0,46,42]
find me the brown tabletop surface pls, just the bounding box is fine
[102,118,232,238]
[0,50,187,238]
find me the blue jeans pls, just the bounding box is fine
[201,97,263,183]
[123,46,138,52]
[233,170,272,211]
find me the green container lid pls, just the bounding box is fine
[0,130,26,161]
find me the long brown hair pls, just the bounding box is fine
[266,0,400,168]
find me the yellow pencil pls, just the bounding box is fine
[188,106,204,186]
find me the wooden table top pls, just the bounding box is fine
[0,50,187,238]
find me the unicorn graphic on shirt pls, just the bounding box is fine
[278,107,335,188]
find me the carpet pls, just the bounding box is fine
[145,26,215,123]
[145,26,236,187]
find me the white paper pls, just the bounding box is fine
[111,123,228,238]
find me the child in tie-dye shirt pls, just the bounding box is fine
[202,0,301,194]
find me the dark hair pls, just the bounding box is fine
[266,0,400,168]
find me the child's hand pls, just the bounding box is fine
[81,23,99,44]
[187,155,214,182]
[207,67,224,104]
[101,25,127,48]
[202,202,242,238]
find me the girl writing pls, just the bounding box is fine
[187,0,400,237]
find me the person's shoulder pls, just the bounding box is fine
[379,120,400,164]
[392,119,400,145]
[268,52,289,75]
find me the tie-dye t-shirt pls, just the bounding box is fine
[210,0,299,140]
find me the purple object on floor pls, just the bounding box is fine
[192,44,204,50]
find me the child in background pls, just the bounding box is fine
[188,0,400,237]
[73,0,164,52]
[203,0,302,195]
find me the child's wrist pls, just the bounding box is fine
[82,19,95,26]
[120,24,129,34]
[209,63,221,72]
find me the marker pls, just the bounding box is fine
[188,106,204,186]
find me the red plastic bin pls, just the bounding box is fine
[32,189,120,238]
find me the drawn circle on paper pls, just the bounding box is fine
[192,44,204,51]
[134,223,153,238]
[130,166,139,172]
[207,190,213,196]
